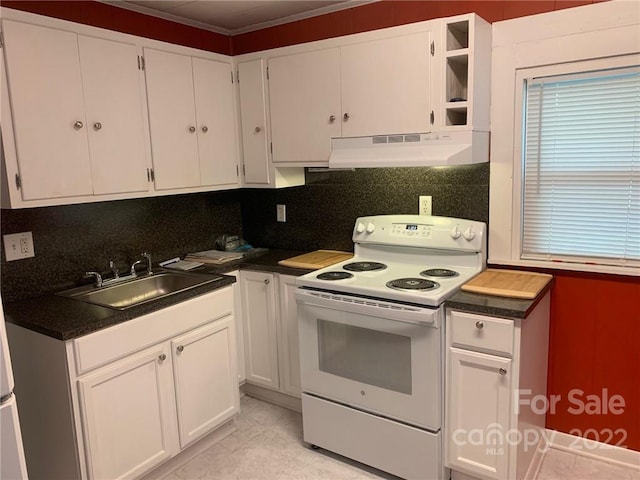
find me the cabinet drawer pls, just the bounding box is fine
[449,311,514,356]
[73,287,233,375]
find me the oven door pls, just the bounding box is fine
[296,288,442,431]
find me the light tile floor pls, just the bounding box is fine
[162,396,639,480]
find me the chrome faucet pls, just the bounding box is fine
[85,271,103,288]
[130,252,153,276]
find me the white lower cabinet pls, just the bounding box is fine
[6,286,239,480]
[445,293,551,480]
[239,271,301,398]
[78,343,177,480]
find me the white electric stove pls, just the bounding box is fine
[295,215,486,480]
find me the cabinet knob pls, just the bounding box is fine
[176,345,184,353]
[254,126,262,133]
[158,353,166,362]
[201,125,208,133]
[329,115,336,123]
[499,368,507,376]
[73,121,84,130]
[343,113,350,121]
[264,278,270,285]
[189,126,196,133]
[475,321,484,329]
[93,122,102,131]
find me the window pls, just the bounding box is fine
[521,68,640,268]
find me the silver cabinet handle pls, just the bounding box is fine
[264,278,270,285]
[499,368,507,376]
[343,113,350,121]
[254,126,262,133]
[201,126,208,133]
[158,353,166,362]
[177,345,184,353]
[189,126,196,133]
[475,321,484,329]
[74,121,84,130]
[329,115,336,123]
[93,122,102,131]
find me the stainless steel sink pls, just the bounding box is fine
[58,270,222,310]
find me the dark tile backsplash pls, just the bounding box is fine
[1,191,243,302]
[241,163,489,252]
[1,163,489,302]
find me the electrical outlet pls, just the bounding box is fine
[3,231,35,261]
[276,204,286,222]
[419,196,432,216]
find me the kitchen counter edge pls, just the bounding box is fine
[444,278,554,319]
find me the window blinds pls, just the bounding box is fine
[522,68,640,267]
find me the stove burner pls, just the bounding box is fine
[386,278,440,291]
[343,262,387,272]
[316,271,354,281]
[420,268,459,278]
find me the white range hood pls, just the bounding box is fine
[328,130,489,168]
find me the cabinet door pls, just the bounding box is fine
[268,48,341,164]
[144,48,200,190]
[341,32,431,137]
[2,20,93,200]
[192,57,239,187]
[240,271,279,389]
[237,59,271,185]
[277,275,301,397]
[172,318,239,448]
[77,344,177,480]
[447,347,511,480]
[78,35,149,195]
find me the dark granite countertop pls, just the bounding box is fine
[3,249,312,341]
[445,278,554,319]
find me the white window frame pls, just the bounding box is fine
[489,1,640,276]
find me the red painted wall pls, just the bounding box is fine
[547,272,640,451]
[231,0,598,54]
[6,0,637,453]
[1,0,232,54]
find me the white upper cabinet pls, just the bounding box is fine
[144,48,200,190]
[1,19,149,203]
[236,58,306,188]
[269,48,342,165]
[77,35,149,195]
[144,48,239,191]
[192,57,239,188]
[340,32,431,137]
[267,28,432,165]
[237,59,271,184]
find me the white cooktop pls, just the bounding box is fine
[296,215,486,307]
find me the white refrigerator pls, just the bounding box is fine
[1,300,28,479]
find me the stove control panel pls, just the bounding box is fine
[352,215,486,254]
[391,223,432,237]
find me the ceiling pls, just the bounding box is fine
[104,0,374,35]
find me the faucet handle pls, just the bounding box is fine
[141,252,152,274]
[109,260,120,278]
[85,271,103,288]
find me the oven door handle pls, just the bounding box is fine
[295,289,440,327]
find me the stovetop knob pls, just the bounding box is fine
[463,226,476,241]
[366,222,376,234]
[450,225,461,239]
[356,222,366,234]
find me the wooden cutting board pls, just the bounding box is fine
[278,250,353,269]
[461,269,553,299]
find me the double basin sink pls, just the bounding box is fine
[58,270,223,310]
